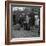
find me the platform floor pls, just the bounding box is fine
[11,26,40,38]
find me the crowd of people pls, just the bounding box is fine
[13,11,38,31]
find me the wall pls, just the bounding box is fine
[0,0,46,46]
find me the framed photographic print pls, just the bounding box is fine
[5,1,45,45]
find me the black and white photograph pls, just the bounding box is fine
[11,5,40,38]
[5,1,45,44]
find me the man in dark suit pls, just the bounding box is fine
[13,14,16,25]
